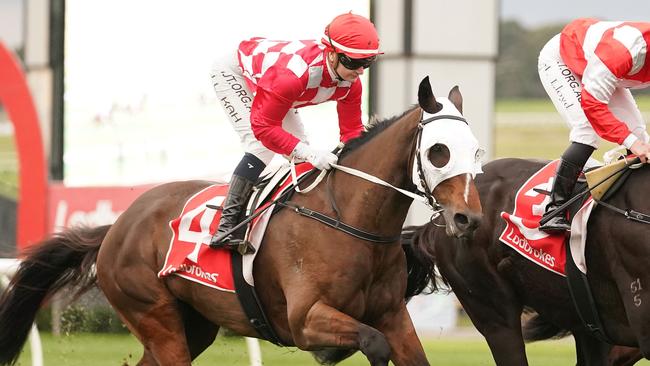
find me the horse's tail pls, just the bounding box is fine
[402,224,446,300]
[522,313,571,342]
[0,225,111,366]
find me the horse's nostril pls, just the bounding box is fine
[454,213,481,232]
[454,213,469,228]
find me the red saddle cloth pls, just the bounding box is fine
[498,160,593,276]
[158,162,314,292]
[158,184,236,291]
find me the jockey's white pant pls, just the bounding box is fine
[210,52,307,165]
[538,34,649,148]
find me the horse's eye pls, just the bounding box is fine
[475,149,485,162]
[428,143,450,168]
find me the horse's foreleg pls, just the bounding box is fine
[608,345,642,366]
[373,304,429,366]
[454,286,527,365]
[289,300,392,366]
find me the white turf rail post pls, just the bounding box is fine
[245,337,262,366]
[0,258,44,366]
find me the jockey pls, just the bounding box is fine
[209,13,382,250]
[538,18,650,232]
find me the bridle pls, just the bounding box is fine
[218,108,476,244]
[409,109,469,212]
[282,108,471,242]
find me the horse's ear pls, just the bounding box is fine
[418,76,442,114]
[448,85,463,114]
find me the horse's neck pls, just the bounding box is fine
[336,109,420,234]
[355,108,419,183]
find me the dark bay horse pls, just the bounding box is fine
[0,77,483,366]
[404,157,650,366]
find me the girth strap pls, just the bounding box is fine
[279,202,401,243]
[231,250,286,346]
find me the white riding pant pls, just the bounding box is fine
[538,34,648,148]
[210,52,308,165]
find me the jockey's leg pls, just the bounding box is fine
[210,152,265,249]
[540,142,594,232]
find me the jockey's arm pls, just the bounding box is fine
[336,79,364,143]
[580,44,636,149]
[250,70,305,156]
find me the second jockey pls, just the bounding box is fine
[538,18,650,232]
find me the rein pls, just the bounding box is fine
[281,170,400,243]
[281,110,464,243]
[219,110,468,244]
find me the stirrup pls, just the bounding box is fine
[538,216,571,233]
[210,235,256,255]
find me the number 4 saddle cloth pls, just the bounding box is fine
[157,163,313,291]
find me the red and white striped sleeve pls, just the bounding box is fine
[580,25,646,147]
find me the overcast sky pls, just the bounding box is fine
[500,0,650,27]
[2,0,650,48]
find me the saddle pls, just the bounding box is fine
[536,159,634,224]
[210,166,296,254]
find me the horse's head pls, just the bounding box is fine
[413,76,483,238]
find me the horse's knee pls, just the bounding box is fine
[358,325,391,366]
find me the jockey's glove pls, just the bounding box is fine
[292,142,338,170]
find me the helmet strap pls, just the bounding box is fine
[331,54,344,82]
[326,26,345,81]
[326,50,344,82]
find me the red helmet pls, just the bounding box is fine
[322,13,383,59]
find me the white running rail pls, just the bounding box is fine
[0,258,43,366]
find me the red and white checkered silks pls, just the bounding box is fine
[237,38,363,155]
[560,18,650,146]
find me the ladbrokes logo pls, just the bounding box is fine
[177,263,219,283]
[499,160,567,276]
[503,226,556,267]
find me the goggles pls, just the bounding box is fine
[337,53,376,70]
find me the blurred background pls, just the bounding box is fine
[1,0,650,365]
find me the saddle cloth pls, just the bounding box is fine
[158,162,314,291]
[498,160,596,276]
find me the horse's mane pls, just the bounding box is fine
[401,224,449,300]
[339,107,418,158]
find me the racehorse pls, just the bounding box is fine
[403,157,650,366]
[0,77,483,366]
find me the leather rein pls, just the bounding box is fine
[280,110,468,243]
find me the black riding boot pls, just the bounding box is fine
[209,174,255,249]
[539,159,582,233]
